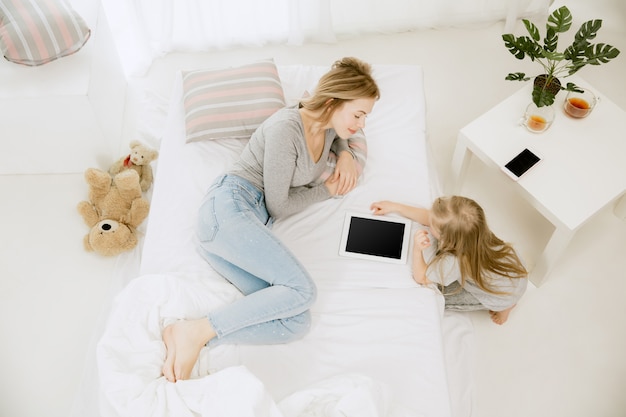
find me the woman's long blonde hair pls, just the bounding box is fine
[299,57,380,124]
[428,196,527,294]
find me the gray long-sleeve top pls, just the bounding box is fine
[229,105,354,219]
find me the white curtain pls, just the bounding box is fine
[132,0,336,51]
[101,0,552,77]
[101,0,337,77]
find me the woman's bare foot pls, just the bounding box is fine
[488,304,516,325]
[162,318,216,382]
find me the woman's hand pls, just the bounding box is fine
[330,150,358,195]
[324,175,340,196]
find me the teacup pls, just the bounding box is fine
[563,89,597,118]
[521,103,554,133]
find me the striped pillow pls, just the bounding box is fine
[0,0,91,66]
[182,59,286,142]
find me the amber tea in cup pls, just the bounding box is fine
[521,103,554,133]
[563,89,597,118]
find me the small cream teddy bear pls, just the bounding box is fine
[109,140,159,192]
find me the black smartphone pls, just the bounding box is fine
[502,148,541,180]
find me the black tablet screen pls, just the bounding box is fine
[345,216,406,259]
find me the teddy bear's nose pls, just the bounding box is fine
[97,220,119,232]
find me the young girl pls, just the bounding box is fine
[371,196,528,325]
[161,57,380,382]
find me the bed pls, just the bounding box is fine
[96,62,471,417]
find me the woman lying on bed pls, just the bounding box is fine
[161,57,380,382]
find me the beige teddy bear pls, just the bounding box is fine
[109,140,159,192]
[77,168,150,256]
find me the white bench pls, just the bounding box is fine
[0,0,126,175]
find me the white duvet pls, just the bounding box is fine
[98,271,445,417]
[97,64,462,417]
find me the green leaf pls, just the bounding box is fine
[584,43,621,65]
[503,34,546,61]
[503,34,535,60]
[563,82,584,93]
[505,72,529,81]
[523,19,540,42]
[564,42,588,62]
[543,50,565,61]
[547,6,573,33]
[543,27,558,52]
[532,84,557,107]
[502,34,524,59]
[575,20,602,43]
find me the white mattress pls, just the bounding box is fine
[97,64,457,417]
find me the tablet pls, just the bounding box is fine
[338,211,412,264]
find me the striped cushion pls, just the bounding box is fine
[182,59,286,142]
[0,0,91,66]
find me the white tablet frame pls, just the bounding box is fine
[338,211,412,264]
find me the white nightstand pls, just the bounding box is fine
[451,78,626,286]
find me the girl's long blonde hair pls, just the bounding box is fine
[428,196,527,294]
[299,57,380,124]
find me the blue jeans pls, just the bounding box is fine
[197,174,317,346]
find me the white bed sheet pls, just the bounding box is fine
[97,64,456,417]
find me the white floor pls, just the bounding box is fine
[2,0,626,416]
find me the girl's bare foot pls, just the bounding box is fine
[489,304,516,325]
[162,318,216,382]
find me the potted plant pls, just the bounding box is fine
[502,5,620,107]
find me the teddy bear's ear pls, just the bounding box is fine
[129,140,141,148]
[77,201,99,227]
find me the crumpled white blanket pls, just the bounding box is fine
[97,272,392,417]
[112,365,282,417]
[279,373,390,417]
[103,363,388,417]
